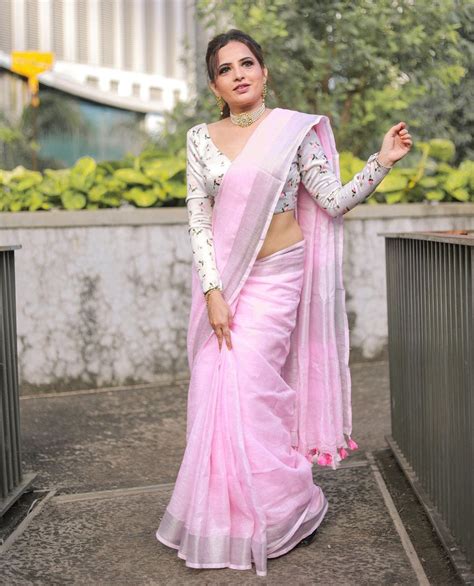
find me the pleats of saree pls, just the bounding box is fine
[156,239,329,577]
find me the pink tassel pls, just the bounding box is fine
[317,454,327,466]
[347,438,359,451]
[338,447,348,459]
[317,453,332,466]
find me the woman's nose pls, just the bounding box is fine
[234,67,246,80]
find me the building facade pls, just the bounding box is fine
[0,0,201,116]
[0,0,204,165]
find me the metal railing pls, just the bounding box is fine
[381,230,473,581]
[0,244,36,516]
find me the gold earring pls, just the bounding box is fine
[262,80,267,103]
[215,95,225,117]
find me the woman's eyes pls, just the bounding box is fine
[219,61,254,74]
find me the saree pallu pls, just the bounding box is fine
[185,108,358,467]
[156,239,329,577]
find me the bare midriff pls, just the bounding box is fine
[207,112,304,262]
[255,209,304,260]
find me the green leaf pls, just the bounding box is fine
[428,139,456,163]
[164,179,187,199]
[61,190,87,210]
[38,178,63,197]
[114,169,152,186]
[152,185,168,201]
[28,191,45,211]
[15,173,43,191]
[102,195,122,207]
[450,188,469,202]
[143,158,186,181]
[418,176,439,189]
[102,177,127,192]
[70,156,97,192]
[386,192,404,204]
[425,190,445,201]
[10,201,22,211]
[89,185,108,202]
[444,169,470,194]
[373,172,408,193]
[127,187,158,207]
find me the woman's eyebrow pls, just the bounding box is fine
[218,57,253,68]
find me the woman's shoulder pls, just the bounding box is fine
[187,122,207,138]
[275,106,323,116]
[189,119,228,138]
[186,123,208,158]
[279,107,330,127]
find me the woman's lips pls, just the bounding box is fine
[234,84,250,93]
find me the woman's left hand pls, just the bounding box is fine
[378,122,413,167]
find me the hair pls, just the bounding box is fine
[205,29,267,119]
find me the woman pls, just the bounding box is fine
[156,29,412,577]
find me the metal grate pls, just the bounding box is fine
[0,244,35,517]
[382,230,473,576]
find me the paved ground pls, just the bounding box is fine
[0,361,464,584]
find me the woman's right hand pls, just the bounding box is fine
[206,290,233,351]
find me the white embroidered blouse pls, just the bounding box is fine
[186,122,392,295]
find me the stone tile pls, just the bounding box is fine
[20,384,189,493]
[19,361,392,495]
[0,466,417,585]
[350,360,392,453]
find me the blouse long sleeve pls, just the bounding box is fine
[185,129,223,295]
[298,127,392,217]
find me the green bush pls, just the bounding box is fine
[0,139,472,212]
[0,145,186,212]
[341,138,473,205]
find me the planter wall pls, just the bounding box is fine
[1,203,473,394]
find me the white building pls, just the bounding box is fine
[0,0,202,120]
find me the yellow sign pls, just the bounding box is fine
[11,51,54,107]
[11,51,54,76]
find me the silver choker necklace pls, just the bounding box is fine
[229,101,266,127]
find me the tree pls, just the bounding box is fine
[188,0,469,163]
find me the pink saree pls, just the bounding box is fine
[156,107,358,576]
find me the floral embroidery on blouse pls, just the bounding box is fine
[186,123,392,294]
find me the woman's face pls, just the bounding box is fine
[209,40,268,114]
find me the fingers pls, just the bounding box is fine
[395,122,413,147]
[222,326,233,351]
[213,324,232,351]
[214,326,224,351]
[210,304,234,351]
[399,129,412,146]
[392,122,410,135]
[391,121,405,134]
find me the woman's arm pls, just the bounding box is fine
[186,128,223,295]
[298,127,392,217]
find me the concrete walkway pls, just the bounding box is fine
[0,361,462,584]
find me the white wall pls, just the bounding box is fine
[1,204,473,393]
